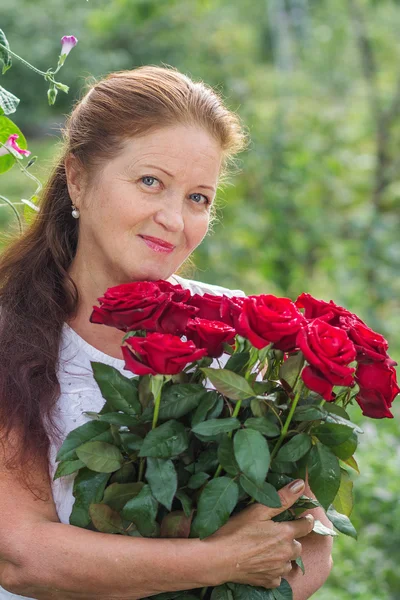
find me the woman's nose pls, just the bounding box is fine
[153,204,185,233]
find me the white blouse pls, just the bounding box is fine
[0,275,246,600]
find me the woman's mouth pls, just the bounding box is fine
[139,235,175,254]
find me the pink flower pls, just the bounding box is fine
[0,134,31,158]
[60,35,78,57]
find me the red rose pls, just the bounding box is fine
[90,280,197,335]
[339,316,390,364]
[220,295,246,328]
[297,319,357,401]
[157,303,198,336]
[153,280,192,303]
[122,332,207,376]
[185,318,236,358]
[236,295,306,351]
[355,359,399,418]
[296,293,364,328]
[186,293,225,321]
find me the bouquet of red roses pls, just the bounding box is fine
[55,279,399,600]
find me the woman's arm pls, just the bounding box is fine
[0,446,223,600]
[285,484,334,600]
[8,520,222,600]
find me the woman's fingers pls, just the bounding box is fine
[287,514,315,539]
[291,539,302,560]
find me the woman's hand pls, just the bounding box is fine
[207,480,314,590]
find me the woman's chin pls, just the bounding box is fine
[125,265,175,283]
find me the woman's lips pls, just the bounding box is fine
[139,235,175,253]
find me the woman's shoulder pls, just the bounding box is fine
[171,274,246,298]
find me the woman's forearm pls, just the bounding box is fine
[286,505,334,600]
[8,521,224,600]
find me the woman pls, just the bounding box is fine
[0,66,332,600]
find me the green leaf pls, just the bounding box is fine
[147,593,183,600]
[175,490,193,518]
[276,433,312,462]
[89,503,125,533]
[234,428,270,485]
[307,442,341,510]
[252,381,272,395]
[224,351,251,374]
[295,556,305,574]
[312,519,338,536]
[160,510,193,538]
[211,584,234,600]
[244,417,280,437]
[158,384,205,420]
[324,412,363,434]
[342,455,360,474]
[102,482,144,511]
[233,583,275,600]
[192,417,241,437]
[250,398,268,417]
[70,468,110,527]
[145,457,177,510]
[138,374,153,409]
[191,391,221,427]
[293,405,327,422]
[0,116,28,174]
[109,461,135,484]
[139,420,189,458]
[91,362,141,415]
[327,506,357,539]
[272,579,293,600]
[222,343,234,356]
[207,394,224,419]
[53,459,85,480]
[76,441,124,473]
[217,434,241,476]
[194,448,219,474]
[313,423,354,447]
[121,484,159,537]
[200,368,255,400]
[332,468,354,517]
[187,471,210,489]
[84,411,141,427]
[0,86,19,115]
[279,352,305,390]
[292,495,320,511]
[56,420,113,462]
[0,30,12,74]
[239,474,281,508]
[322,402,350,419]
[119,432,144,454]
[191,477,239,539]
[331,431,358,460]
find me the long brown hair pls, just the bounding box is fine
[0,65,248,494]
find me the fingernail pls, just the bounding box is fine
[305,514,314,524]
[289,479,305,493]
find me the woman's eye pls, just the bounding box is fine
[190,193,210,206]
[141,176,159,187]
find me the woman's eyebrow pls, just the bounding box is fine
[140,163,216,192]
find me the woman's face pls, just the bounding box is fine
[67,124,223,287]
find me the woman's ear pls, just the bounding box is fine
[64,153,85,206]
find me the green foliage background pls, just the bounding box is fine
[1,0,399,598]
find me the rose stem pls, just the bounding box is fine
[138,374,165,482]
[270,388,302,461]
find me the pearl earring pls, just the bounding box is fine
[71,203,80,219]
